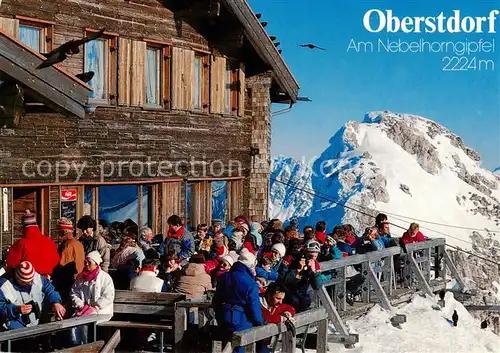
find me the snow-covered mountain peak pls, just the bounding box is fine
[270,111,499,248]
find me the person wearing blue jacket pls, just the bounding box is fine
[213,248,264,353]
[255,257,278,282]
[0,261,65,330]
[160,215,195,266]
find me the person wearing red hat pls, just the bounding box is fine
[52,218,86,305]
[6,210,60,277]
[57,218,85,277]
[0,261,65,330]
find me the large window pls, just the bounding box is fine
[145,47,161,107]
[98,185,150,226]
[85,38,108,101]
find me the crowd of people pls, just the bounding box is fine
[0,209,428,352]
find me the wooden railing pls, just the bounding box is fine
[214,308,331,353]
[0,314,111,352]
[215,238,467,353]
[316,238,464,314]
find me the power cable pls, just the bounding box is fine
[269,174,500,266]
[270,170,500,233]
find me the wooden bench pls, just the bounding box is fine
[0,315,111,352]
[97,291,185,353]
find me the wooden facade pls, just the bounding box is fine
[0,0,299,248]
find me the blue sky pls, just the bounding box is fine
[248,0,500,169]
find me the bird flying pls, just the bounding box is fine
[299,43,326,50]
[37,28,106,69]
[76,71,95,83]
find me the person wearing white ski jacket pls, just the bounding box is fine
[70,251,114,316]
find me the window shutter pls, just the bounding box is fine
[171,47,183,109]
[0,17,19,38]
[162,47,171,109]
[130,40,146,107]
[183,49,194,110]
[118,38,131,106]
[209,56,218,114]
[238,62,245,116]
[172,47,195,110]
[210,56,226,114]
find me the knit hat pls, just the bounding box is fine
[228,250,239,263]
[305,240,321,253]
[21,210,37,228]
[326,235,336,245]
[211,219,222,226]
[271,243,286,257]
[221,254,235,267]
[58,217,74,231]
[86,251,102,266]
[190,253,206,264]
[16,261,35,283]
[140,226,153,238]
[231,231,244,239]
[238,248,257,269]
[239,223,249,233]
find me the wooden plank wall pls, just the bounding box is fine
[227,179,243,221]
[49,185,61,240]
[160,181,182,235]
[189,181,213,228]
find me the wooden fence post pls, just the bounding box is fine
[408,253,433,296]
[282,330,296,353]
[316,319,328,353]
[366,266,392,310]
[443,250,466,291]
[317,286,349,336]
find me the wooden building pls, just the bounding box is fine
[0,0,299,248]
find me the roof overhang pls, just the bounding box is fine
[0,29,92,119]
[222,0,300,103]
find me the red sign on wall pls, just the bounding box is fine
[61,189,78,202]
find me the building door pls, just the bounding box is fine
[13,187,48,240]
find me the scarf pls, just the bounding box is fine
[168,226,185,240]
[79,266,100,282]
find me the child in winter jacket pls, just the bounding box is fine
[255,257,278,282]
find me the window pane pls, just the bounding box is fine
[193,56,202,109]
[212,181,227,224]
[142,185,150,227]
[146,48,160,105]
[98,185,139,224]
[84,186,93,216]
[19,26,41,52]
[85,39,107,100]
[224,65,231,114]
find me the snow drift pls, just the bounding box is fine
[323,292,500,353]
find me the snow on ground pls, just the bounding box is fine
[315,292,500,353]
